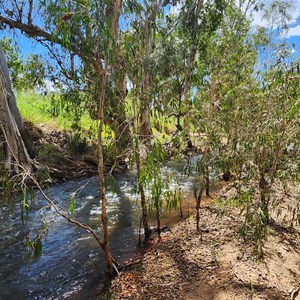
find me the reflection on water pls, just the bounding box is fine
[0,166,194,299]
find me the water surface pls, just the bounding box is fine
[0,167,194,299]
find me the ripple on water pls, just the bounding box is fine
[1,167,196,299]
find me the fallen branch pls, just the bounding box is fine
[291,287,299,300]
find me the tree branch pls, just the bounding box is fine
[0,15,80,56]
[0,15,104,77]
[28,0,33,25]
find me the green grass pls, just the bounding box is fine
[17,90,176,145]
[17,90,54,125]
[17,90,98,139]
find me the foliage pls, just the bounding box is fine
[0,38,46,90]
[0,168,15,205]
[191,0,300,253]
[17,91,54,125]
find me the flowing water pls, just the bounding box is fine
[0,166,195,299]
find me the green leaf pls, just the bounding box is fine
[33,236,42,258]
[69,193,76,214]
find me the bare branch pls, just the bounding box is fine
[28,0,33,25]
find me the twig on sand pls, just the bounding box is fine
[291,287,299,300]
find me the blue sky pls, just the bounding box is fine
[0,29,48,56]
[1,1,300,64]
[250,0,300,57]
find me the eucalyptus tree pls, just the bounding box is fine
[0,0,130,275]
[243,0,300,225]
[192,0,261,234]
[195,0,258,179]
[121,0,228,237]
[0,0,132,168]
[175,0,226,148]
[193,0,300,253]
[123,0,173,238]
[124,0,170,147]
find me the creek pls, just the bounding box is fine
[0,165,195,299]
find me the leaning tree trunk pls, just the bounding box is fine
[0,46,23,132]
[182,1,203,149]
[139,2,160,149]
[0,46,31,174]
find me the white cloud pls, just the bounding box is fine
[169,2,182,16]
[285,25,300,37]
[291,48,297,53]
[44,79,60,92]
[249,0,300,29]
[36,79,61,94]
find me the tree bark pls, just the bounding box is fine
[98,88,115,275]
[96,0,123,276]
[132,81,150,240]
[0,46,23,132]
[0,45,31,174]
[183,0,204,149]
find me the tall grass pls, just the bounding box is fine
[17,90,98,139]
[17,90,175,145]
[17,90,54,126]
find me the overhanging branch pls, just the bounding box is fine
[0,15,81,56]
[0,15,104,76]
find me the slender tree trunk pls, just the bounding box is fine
[183,0,203,149]
[139,177,150,239]
[139,107,152,147]
[98,69,115,275]
[205,164,210,196]
[195,185,204,232]
[139,2,160,148]
[155,195,161,237]
[134,109,150,239]
[136,131,150,239]
[259,170,270,223]
[96,0,123,275]
[132,79,150,239]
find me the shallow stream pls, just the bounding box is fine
[0,166,195,299]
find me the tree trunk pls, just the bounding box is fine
[139,107,152,147]
[139,2,160,148]
[183,1,203,149]
[0,46,23,132]
[96,0,123,276]
[132,80,150,240]
[98,67,115,275]
[111,67,132,168]
[135,108,150,239]
[0,46,31,174]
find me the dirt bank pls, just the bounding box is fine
[23,121,98,184]
[108,184,300,300]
